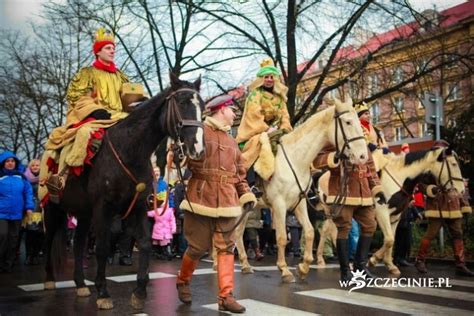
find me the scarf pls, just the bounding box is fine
[93,59,117,73]
[360,119,371,132]
[24,168,39,184]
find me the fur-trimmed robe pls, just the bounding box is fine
[236,87,292,172]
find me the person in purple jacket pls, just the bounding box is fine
[0,151,34,273]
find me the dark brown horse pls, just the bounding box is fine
[42,73,204,310]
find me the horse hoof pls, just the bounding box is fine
[97,298,114,310]
[241,266,254,274]
[316,260,326,266]
[296,263,309,280]
[44,281,56,290]
[131,293,145,310]
[368,256,378,267]
[282,274,296,283]
[77,287,91,297]
[389,266,401,276]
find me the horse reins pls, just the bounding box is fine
[106,87,203,220]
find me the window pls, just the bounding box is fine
[420,123,431,137]
[393,67,403,84]
[370,102,380,123]
[368,74,379,95]
[395,126,405,141]
[416,58,428,72]
[446,83,460,101]
[394,96,404,112]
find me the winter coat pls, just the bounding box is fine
[147,207,176,241]
[0,151,34,220]
[245,208,263,229]
[421,184,471,219]
[313,146,382,206]
[180,116,256,218]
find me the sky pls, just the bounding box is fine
[0,0,468,31]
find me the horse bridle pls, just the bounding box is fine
[165,87,204,160]
[107,87,203,220]
[334,110,366,161]
[437,150,463,191]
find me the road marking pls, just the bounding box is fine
[107,272,175,283]
[296,288,473,315]
[382,285,474,301]
[18,280,94,292]
[447,279,474,288]
[202,298,319,315]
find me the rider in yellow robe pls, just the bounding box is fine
[235,59,292,179]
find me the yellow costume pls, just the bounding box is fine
[235,59,292,173]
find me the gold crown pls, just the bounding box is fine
[354,102,369,114]
[94,28,115,43]
[260,58,274,68]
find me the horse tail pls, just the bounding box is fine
[44,201,68,277]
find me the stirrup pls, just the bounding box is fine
[45,174,65,203]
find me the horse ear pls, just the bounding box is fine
[445,146,453,156]
[193,75,201,91]
[169,71,181,89]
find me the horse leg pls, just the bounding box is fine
[94,210,114,310]
[236,213,253,274]
[74,217,92,297]
[316,221,328,266]
[294,203,314,280]
[383,219,401,275]
[131,213,152,310]
[272,203,294,283]
[371,206,400,275]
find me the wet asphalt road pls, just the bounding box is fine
[1,252,473,316]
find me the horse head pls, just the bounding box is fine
[163,72,205,160]
[430,146,464,193]
[329,97,368,165]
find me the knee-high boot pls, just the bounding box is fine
[217,253,245,313]
[353,236,377,279]
[336,239,352,282]
[453,239,474,277]
[176,253,199,304]
[415,237,430,273]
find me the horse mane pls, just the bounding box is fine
[404,149,431,166]
[282,106,334,145]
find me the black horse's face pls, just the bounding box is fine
[168,73,205,160]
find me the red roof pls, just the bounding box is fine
[302,1,474,73]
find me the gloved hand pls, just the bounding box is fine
[375,192,387,205]
[368,143,377,152]
[333,154,339,165]
[431,186,440,195]
[243,201,255,212]
[89,109,111,120]
[382,147,391,154]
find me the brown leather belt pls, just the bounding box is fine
[193,173,239,184]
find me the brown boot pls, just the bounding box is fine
[217,253,245,313]
[176,253,199,304]
[453,239,474,277]
[415,237,430,274]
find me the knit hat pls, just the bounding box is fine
[256,58,281,77]
[93,28,115,54]
[205,95,237,115]
[355,102,370,117]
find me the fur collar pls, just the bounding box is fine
[204,116,231,132]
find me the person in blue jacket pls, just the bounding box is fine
[0,151,34,273]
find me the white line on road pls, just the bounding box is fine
[18,280,94,292]
[202,298,319,315]
[296,288,473,315]
[381,285,474,302]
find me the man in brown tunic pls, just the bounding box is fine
[314,147,385,282]
[415,141,473,277]
[176,95,257,313]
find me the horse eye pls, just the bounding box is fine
[346,121,352,125]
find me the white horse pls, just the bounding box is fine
[315,147,465,275]
[368,146,465,275]
[221,98,368,283]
